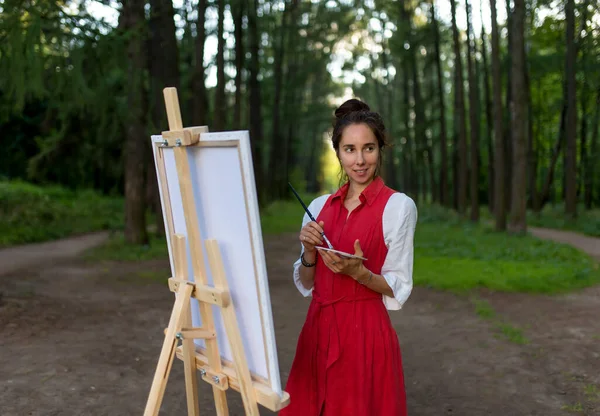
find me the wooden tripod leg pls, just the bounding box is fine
[144,282,194,416]
[171,235,201,416]
[205,240,260,416]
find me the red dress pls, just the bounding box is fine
[281,178,408,416]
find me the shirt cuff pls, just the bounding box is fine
[293,258,313,297]
[381,272,413,310]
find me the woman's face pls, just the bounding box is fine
[338,123,380,187]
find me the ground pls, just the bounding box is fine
[0,229,599,415]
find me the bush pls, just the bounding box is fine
[0,180,123,247]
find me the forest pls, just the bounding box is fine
[1,0,599,244]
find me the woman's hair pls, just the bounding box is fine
[332,98,389,153]
[332,99,389,183]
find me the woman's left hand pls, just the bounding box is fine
[319,239,365,278]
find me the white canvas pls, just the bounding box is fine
[150,131,282,397]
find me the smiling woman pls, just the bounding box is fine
[281,99,417,416]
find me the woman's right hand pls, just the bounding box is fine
[299,220,325,252]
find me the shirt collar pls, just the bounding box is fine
[331,176,385,206]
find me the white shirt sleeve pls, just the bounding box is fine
[380,193,418,310]
[292,194,331,297]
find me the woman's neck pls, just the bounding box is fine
[345,178,373,201]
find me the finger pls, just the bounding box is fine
[309,221,324,236]
[307,227,324,242]
[354,239,363,257]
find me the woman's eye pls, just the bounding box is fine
[345,148,353,152]
[366,146,374,152]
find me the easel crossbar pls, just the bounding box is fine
[174,347,291,412]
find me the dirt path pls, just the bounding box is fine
[0,230,599,415]
[529,227,600,260]
[0,231,110,277]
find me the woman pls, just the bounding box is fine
[280,99,417,416]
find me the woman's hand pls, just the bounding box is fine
[300,221,325,253]
[319,239,365,279]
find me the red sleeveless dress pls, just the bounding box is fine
[280,177,408,416]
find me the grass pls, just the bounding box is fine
[260,193,319,234]
[528,203,600,237]
[2,180,599,295]
[495,322,529,345]
[84,231,168,262]
[0,180,123,247]
[470,296,529,345]
[414,210,600,294]
[561,402,584,412]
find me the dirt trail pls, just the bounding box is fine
[0,229,598,415]
[0,231,110,277]
[529,227,600,260]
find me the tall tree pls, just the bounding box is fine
[120,0,148,244]
[588,89,600,209]
[431,0,449,206]
[247,0,264,202]
[449,0,468,215]
[508,0,528,233]
[480,2,494,211]
[147,0,180,237]
[192,0,209,126]
[490,0,506,230]
[213,0,226,130]
[466,0,480,221]
[232,0,245,129]
[565,0,577,217]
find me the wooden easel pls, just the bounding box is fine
[143,88,289,415]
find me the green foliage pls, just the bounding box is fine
[414,205,600,294]
[260,192,320,235]
[84,232,167,262]
[528,204,600,237]
[0,180,123,247]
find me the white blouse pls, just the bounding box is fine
[293,192,418,310]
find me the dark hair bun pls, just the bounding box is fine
[334,99,370,119]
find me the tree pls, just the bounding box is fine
[431,0,449,206]
[449,0,468,215]
[564,0,577,217]
[490,0,506,230]
[120,0,149,244]
[508,0,528,233]
[466,0,480,221]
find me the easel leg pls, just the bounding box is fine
[182,300,200,416]
[144,282,194,416]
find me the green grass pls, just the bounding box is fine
[260,193,319,234]
[84,231,168,261]
[495,322,529,345]
[471,297,496,319]
[0,180,123,247]
[414,214,600,294]
[528,204,600,237]
[561,402,584,412]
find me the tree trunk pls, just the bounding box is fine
[587,89,600,209]
[508,0,527,234]
[466,0,480,222]
[449,0,468,215]
[233,0,244,129]
[247,0,265,203]
[504,0,513,214]
[121,0,148,245]
[213,0,226,131]
[192,0,209,126]
[565,0,577,217]
[490,0,506,230]
[480,1,494,212]
[267,0,292,201]
[431,0,448,206]
[147,0,179,237]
